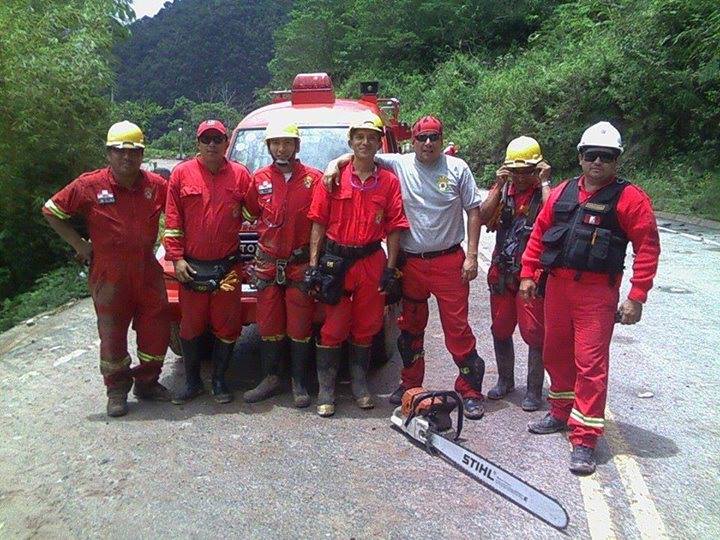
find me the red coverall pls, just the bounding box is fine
[164,157,251,341]
[487,183,544,348]
[42,168,170,388]
[244,161,321,341]
[308,163,409,347]
[521,176,660,448]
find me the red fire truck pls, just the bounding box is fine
[159,73,411,358]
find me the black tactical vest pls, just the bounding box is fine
[493,188,543,277]
[540,177,630,275]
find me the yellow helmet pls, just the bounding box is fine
[504,136,542,168]
[106,121,145,149]
[264,121,300,142]
[348,113,384,139]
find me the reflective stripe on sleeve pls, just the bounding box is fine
[44,199,72,220]
[163,228,184,238]
[242,207,257,222]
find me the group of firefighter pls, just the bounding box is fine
[42,113,660,475]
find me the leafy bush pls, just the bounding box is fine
[0,265,90,332]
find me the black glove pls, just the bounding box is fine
[303,265,321,295]
[379,267,402,304]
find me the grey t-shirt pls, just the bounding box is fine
[375,153,481,253]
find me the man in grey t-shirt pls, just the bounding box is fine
[324,115,487,419]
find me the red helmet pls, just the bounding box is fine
[412,116,443,138]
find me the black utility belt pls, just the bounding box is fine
[254,246,310,286]
[184,254,237,293]
[404,244,461,260]
[325,240,382,260]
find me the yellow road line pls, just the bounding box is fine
[578,472,618,540]
[604,410,669,539]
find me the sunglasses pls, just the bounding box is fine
[198,134,226,145]
[582,151,617,163]
[415,133,441,142]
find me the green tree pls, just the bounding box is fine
[0,0,133,301]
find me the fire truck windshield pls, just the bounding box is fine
[229,127,350,172]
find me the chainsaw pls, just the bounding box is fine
[390,388,569,530]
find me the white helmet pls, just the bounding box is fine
[577,121,623,154]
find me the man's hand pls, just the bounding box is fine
[535,161,552,183]
[495,166,512,188]
[303,265,321,296]
[173,259,196,283]
[519,278,537,302]
[616,299,643,325]
[73,239,93,265]
[461,256,478,283]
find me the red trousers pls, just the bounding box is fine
[257,284,314,341]
[488,267,544,347]
[90,253,169,387]
[320,249,384,347]
[178,262,244,342]
[397,249,480,398]
[543,272,619,448]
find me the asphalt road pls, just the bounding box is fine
[1,203,718,537]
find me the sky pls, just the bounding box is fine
[131,0,174,19]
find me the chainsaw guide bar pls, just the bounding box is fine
[390,389,569,530]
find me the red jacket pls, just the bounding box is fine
[43,167,166,259]
[244,161,321,259]
[308,162,409,245]
[164,157,251,261]
[521,176,660,303]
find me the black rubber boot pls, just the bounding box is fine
[211,338,234,404]
[290,340,312,408]
[522,346,544,412]
[316,346,340,417]
[172,336,205,405]
[243,339,283,403]
[349,343,374,409]
[487,336,515,400]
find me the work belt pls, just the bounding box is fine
[254,245,310,287]
[404,243,461,260]
[325,239,382,260]
[184,254,237,292]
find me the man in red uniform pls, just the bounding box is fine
[43,121,170,417]
[323,115,486,419]
[165,120,251,405]
[481,136,551,412]
[306,114,409,417]
[241,121,322,407]
[520,122,660,475]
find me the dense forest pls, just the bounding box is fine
[0,0,718,329]
[113,0,292,106]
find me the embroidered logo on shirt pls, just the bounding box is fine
[583,214,601,225]
[304,175,313,188]
[144,187,154,200]
[258,180,273,195]
[232,204,241,218]
[375,209,384,224]
[96,189,115,204]
[436,176,450,192]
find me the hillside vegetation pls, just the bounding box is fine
[271,0,720,217]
